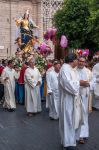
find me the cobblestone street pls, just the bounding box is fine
[0,102,99,150]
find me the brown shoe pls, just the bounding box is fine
[27,113,33,117]
[79,138,85,144]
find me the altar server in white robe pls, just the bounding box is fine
[46,63,54,108]
[24,58,42,116]
[1,60,16,111]
[46,60,61,120]
[77,57,92,144]
[59,53,88,150]
[92,60,99,110]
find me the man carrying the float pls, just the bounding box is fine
[59,53,86,150]
[92,54,99,110]
[46,60,61,120]
[24,58,42,117]
[77,56,92,144]
[1,60,16,111]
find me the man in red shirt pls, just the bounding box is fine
[0,61,4,76]
[0,59,6,102]
[17,62,28,104]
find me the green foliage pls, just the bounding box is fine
[54,0,99,50]
[87,0,99,49]
[35,55,46,72]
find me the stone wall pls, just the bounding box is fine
[0,0,43,59]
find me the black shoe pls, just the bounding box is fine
[19,102,24,105]
[49,117,55,120]
[8,109,15,112]
[84,138,88,143]
[92,107,99,111]
[66,146,76,150]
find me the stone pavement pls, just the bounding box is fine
[0,102,99,150]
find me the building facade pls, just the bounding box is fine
[0,0,63,59]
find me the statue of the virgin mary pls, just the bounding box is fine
[15,10,39,51]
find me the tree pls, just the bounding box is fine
[87,0,99,50]
[54,0,99,50]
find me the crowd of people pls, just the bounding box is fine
[0,51,99,150]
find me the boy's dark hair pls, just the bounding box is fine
[8,60,14,65]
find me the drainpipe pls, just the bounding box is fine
[10,0,11,56]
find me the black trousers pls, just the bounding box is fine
[0,83,4,100]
